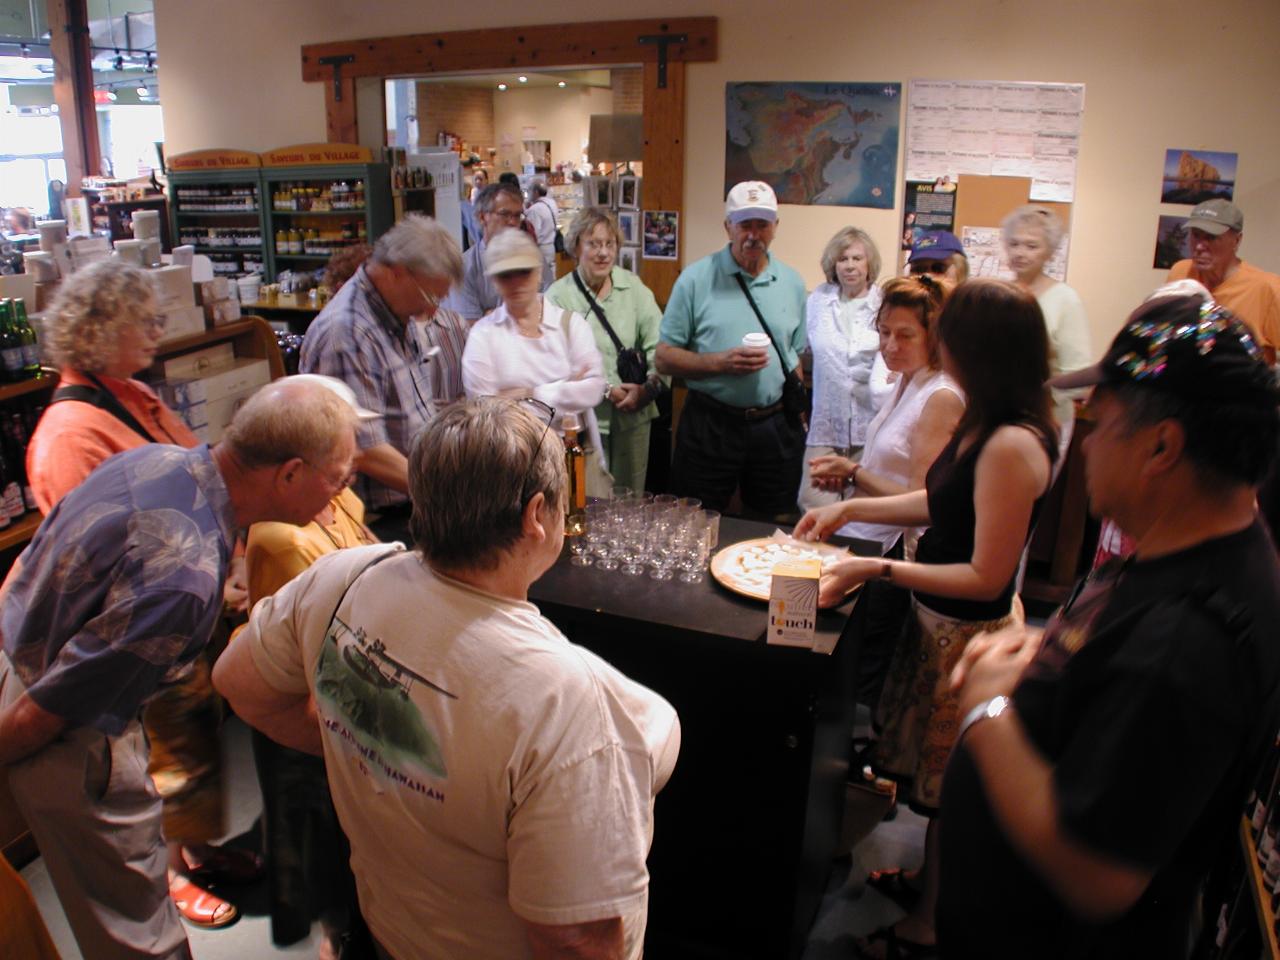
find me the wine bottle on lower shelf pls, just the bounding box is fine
[1248,734,1280,834]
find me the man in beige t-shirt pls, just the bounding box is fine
[215,398,679,960]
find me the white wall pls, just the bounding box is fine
[154,0,1280,346]
[491,85,613,174]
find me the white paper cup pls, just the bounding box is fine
[742,332,770,350]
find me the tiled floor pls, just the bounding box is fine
[24,719,927,960]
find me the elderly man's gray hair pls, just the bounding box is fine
[371,213,463,283]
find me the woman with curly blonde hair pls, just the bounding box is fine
[27,258,260,930]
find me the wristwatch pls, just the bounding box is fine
[957,695,1011,740]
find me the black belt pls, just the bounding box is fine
[688,389,784,422]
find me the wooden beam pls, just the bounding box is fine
[301,18,716,82]
[325,76,359,144]
[639,59,685,305]
[47,0,100,194]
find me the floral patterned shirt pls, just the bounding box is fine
[1,444,237,735]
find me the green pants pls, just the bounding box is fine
[603,423,652,494]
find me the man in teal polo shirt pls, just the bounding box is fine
[657,181,808,518]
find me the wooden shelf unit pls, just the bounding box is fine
[1241,817,1280,958]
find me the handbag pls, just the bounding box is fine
[571,270,648,385]
[733,274,810,429]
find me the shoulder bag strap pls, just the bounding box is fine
[324,547,402,639]
[734,273,792,374]
[51,373,160,443]
[571,269,627,354]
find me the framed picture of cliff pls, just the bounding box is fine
[1161,149,1237,205]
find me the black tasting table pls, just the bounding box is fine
[530,517,880,960]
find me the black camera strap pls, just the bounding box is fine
[734,273,792,374]
[571,269,629,354]
[52,372,170,444]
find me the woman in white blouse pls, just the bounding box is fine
[800,227,893,511]
[1001,204,1091,457]
[462,228,608,458]
[808,275,963,559]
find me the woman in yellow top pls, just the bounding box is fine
[245,374,379,960]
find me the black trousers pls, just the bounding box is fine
[669,392,806,518]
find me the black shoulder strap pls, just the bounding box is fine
[734,273,790,373]
[51,374,159,443]
[324,547,402,639]
[571,269,626,354]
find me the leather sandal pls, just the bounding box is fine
[169,876,239,928]
[182,845,264,885]
[865,867,923,909]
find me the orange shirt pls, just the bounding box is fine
[1167,259,1280,349]
[27,367,200,514]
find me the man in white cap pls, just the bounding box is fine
[1167,199,1280,363]
[656,181,807,518]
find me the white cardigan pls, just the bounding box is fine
[462,299,608,461]
[804,282,893,448]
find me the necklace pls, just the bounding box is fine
[311,495,379,551]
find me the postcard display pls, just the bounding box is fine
[902,80,1084,280]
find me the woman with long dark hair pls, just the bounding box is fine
[796,279,1058,956]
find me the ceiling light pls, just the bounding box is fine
[518,75,528,83]
[558,81,566,88]
[497,82,507,91]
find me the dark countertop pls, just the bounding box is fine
[530,515,879,650]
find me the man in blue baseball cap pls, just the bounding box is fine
[906,230,969,284]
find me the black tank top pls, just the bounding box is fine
[913,423,1056,621]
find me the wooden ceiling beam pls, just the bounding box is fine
[300,18,716,81]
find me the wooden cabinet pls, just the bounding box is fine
[0,318,282,866]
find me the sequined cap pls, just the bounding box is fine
[1050,294,1279,404]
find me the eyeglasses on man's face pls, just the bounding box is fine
[488,208,525,225]
[303,458,357,494]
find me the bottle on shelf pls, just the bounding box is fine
[11,299,40,379]
[0,299,28,384]
[1,411,34,513]
[562,414,586,525]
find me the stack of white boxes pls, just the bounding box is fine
[198,278,243,328]
[155,342,271,442]
[149,265,207,344]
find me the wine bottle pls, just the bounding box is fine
[562,414,586,523]
[12,298,40,379]
[3,412,33,512]
[0,299,26,383]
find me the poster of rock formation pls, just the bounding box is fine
[1161,149,1237,205]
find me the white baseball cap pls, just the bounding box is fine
[286,374,380,421]
[725,181,778,224]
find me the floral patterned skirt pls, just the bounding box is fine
[872,597,1022,814]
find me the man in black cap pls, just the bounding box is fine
[1168,199,1280,364]
[935,284,1280,958]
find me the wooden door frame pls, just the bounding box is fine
[300,17,717,302]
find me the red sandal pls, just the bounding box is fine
[169,876,239,928]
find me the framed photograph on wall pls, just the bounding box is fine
[618,175,641,210]
[618,246,639,272]
[618,210,640,245]
[642,210,678,261]
[586,176,612,208]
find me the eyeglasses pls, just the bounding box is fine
[414,281,442,313]
[583,239,617,253]
[908,260,951,276]
[303,459,357,494]
[489,209,525,224]
[142,313,167,333]
[514,397,556,506]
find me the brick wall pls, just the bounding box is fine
[611,68,642,114]
[415,83,494,151]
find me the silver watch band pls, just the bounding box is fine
[957,694,1011,741]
